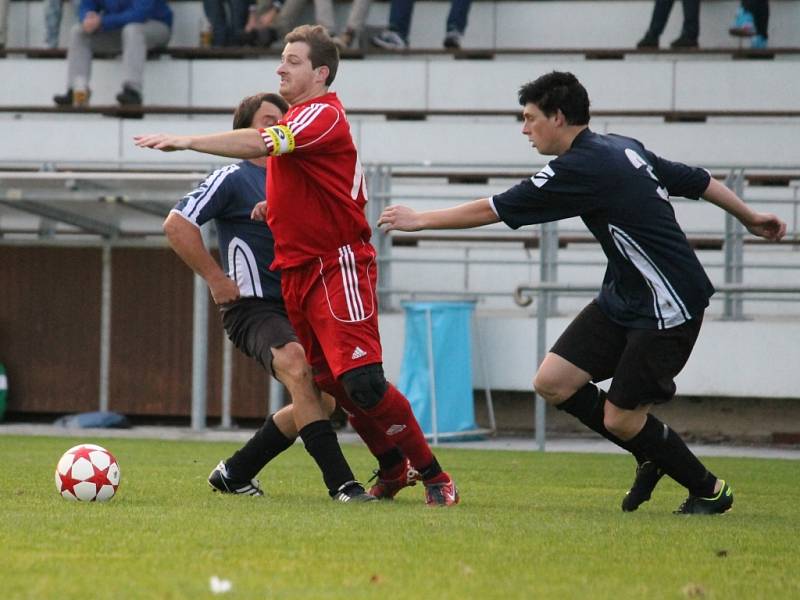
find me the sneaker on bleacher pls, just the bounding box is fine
[443,30,462,49]
[371,30,407,51]
[729,7,756,37]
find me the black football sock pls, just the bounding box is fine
[626,414,716,497]
[418,456,444,482]
[225,414,294,481]
[298,419,358,496]
[375,447,404,476]
[556,383,648,463]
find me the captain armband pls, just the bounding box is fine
[258,125,296,156]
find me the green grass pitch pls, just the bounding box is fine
[1,434,798,599]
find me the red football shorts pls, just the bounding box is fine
[281,240,383,380]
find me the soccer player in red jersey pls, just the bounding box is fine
[135,25,458,506]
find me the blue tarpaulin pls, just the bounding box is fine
[398,301,477,437]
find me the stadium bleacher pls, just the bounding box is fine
[1,0,798,405]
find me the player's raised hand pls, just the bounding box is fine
[377,205,423,232]
[250,201,267,221]
[745,212,787,242]
[133,134,191,152]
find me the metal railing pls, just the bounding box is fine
[514,282,800,451]
[366,164,800,319]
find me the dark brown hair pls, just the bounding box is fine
[518,71,591,126]
[232,93,289,130]
[285,24,339,86]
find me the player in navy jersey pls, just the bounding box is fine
[165,92,403,502]
[136,25,458,506]
[378,71,786,515]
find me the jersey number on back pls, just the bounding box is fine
[625,148,669,201]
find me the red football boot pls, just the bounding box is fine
[367,458,421,500]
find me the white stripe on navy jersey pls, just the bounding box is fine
[182,164,240,222]
[609,225,690,329]
[228,237,263,298]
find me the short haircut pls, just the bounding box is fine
[517,71,591,126]
[232,93,289,130]
[285,24,339,86]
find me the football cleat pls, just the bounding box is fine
[424,473,460,507]
[208,460,263,496]
[674,480,734,515]
[331,481,378,503]
[621,460,664,512]
[367,458,421,500]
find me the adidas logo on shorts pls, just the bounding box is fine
[351,346,367,360]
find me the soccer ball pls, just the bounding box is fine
[54,443,121,502]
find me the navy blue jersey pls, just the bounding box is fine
[491,129,715,330]
[172,161,281,301]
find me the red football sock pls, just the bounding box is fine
[365,384,434,470]
[316,375,395,457]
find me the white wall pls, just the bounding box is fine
[378,312,800,398]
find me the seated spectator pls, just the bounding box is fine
[371,0,472,50]
[637,0,700,49]
[330,0,373,50]
[203,0,251,46]
[52,0,173,107]
[0,0,8,50]
[729,0,769,49]
[248,0,335,47]
[243,0,281,45]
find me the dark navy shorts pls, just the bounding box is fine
[550,300,703,410]
[221,297,298,377]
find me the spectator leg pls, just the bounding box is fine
[387,0,414,41]
[66,23,104,89]
[203,0,230,46]
[644,0,675,37]
[742,0,769,39]
[679,0,700,40]
[344,0,372,34]
[273,0,309,37]
[445,0,472,35]
[0,0,9,47]
[312,0,336,34]
[44,0,64,48]
[120,21,170,93]
[230,0,252,44]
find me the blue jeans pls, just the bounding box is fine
[203,0,252,46]
[388,0,472,41]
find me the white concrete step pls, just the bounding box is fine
[2,110,799,169]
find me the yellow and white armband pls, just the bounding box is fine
[258,125,296,156]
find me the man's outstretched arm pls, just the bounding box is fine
[134,129,267,159]
[702,178,787,242]
[377,198,500,232]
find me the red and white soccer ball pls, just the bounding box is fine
[54,444,121,502]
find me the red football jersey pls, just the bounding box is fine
[258,92,371,269]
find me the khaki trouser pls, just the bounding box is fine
[66,20,171,92]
